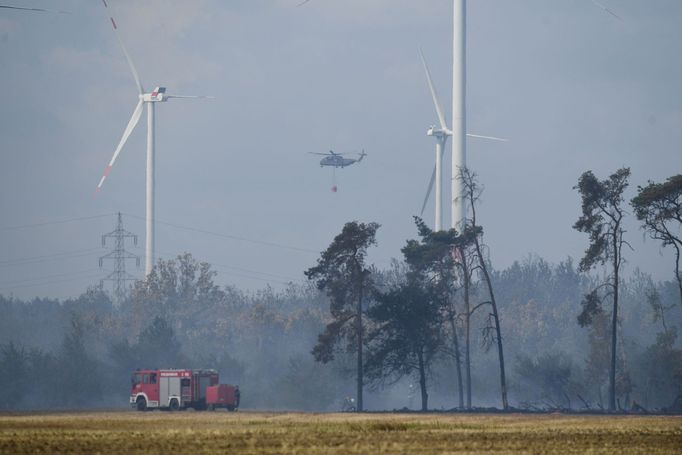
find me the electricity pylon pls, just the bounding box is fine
[100,212,140,304]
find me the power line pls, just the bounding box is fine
[0,268,103,287]
[1,212,319,255]
[203,267,292,286]
[154,247,299,282]
[0,212,315,291]
[122,213,319,254]
[0,214,114,231]
[205,264,294,286]
[153,249,297,286]
[0,248,102,267]
[0,273,104,292]
[212,262,299,282]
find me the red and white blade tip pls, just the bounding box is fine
[96,165,113,191]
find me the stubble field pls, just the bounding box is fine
[0,410,680,454]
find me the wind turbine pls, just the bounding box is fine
[96,0,212,276]
[419,48,506,232]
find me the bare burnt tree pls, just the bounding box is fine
[459,167,509,410]
[573,168,630,412]
[455,233,479,409]
[631,175,682,303]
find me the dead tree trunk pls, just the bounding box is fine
[459,245,473,409]
[460,167,508,410]
[418,348,428,411]
[448,313,464,408]
[356,284,364,412]
[473,237,509,410]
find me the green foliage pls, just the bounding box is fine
[0,295,64,350]
[573,168,631,411]
[583,312,632,406]
[129,253,226,331]
[493,257,585,359]
[631,175,682,241]
[25,348,58,407]
[574,168,631,272]
[56,317,102,406]
[578,289,603,327]
[2,273,342,411]
[514,352,580,409]
[366,282,444,382]
[495,256,583,310]
[401,217,477,294]
[632,174,682,301]
[306,221,380,363]
[273,354,342,411]
[110,316,184,372]
[583,311,610,387]
[0,343,59,409]
[365,218,467,410]
[305,221,380,412]
[137,317,183,367]
[2,240,681,412]
[0,343,29,409]
[637,327,682,408]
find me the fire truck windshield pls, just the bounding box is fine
[131,374,142,386]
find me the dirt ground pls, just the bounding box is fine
[0,410,680,454]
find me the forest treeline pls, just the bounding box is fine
[0,170,680,412]
[0,253,679,411]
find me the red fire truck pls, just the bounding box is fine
[130,369,239,411]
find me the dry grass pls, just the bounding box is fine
[0,410,680,454]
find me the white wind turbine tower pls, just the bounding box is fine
[419,0,499,232]
[96,0,212,276]
[444,0,619,231]
[451,0,467,232]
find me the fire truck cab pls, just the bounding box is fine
[130,369,219,411]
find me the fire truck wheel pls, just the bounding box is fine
[136,397,147,412]
[169,399,180,411]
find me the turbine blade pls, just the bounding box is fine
[590,0,622,20]
[96,100,144,191]
[165,94,215,99]
[466,133,508,142]
[419,48,448,131]
[420,164,437,216]
[101,0,144,95]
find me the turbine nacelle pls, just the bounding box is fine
[141,87,167,102]
[427,126,451,138]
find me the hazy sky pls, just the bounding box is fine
[1,0,680,299]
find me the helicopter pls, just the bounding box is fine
[310,150,366,192]
[311,150,367,168]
